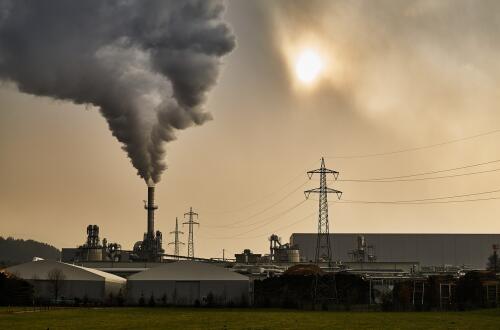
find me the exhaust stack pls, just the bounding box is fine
[145,179,158,237]
[132,178,164,262]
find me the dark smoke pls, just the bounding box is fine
[0,0,235,183]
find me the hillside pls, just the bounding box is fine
[0,237,60,267]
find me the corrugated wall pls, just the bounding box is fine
[290,233,500,268]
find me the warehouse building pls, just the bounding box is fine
[127,261,250,306]
[290,233,500,269]
[4,259,126,302]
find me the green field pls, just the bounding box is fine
[1,307,500,329]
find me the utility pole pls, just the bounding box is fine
[304,157,342,266]
[183,207,199,258]
[168,217,184,260]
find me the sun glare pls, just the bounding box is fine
[295,49,323,84]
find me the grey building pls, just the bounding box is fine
[290,233,500,269]
[127,261,250,306]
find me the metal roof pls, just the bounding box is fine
[128,261,249,281]
[5,259,126,284]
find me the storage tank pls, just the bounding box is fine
[276,247,300,263]
[286,248,300,263]
[85,248,103,261]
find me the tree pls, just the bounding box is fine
[47,268,66,303]
[487,250,499,272]
[0,236,60,265]
[148,294,156,307]
[138,293,145,306]
[0,272,33,305]
[116,289,125,306]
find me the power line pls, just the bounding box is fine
[205,180,309,228]
[334,196,500,205]
[205,199,308,239]
[332,158,500,182]
[256,210,316,238]
[202,210,317,240]
[334,187,500,204]
[325,128,500,159]
[204,159,319,215]
[336,167,500,183]
[226,199,307,237]
[204,174,306,215]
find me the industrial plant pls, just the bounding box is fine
[3,158,499,310]
[3,2,500,329]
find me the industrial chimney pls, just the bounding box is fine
[145,178,158,237]
[132,179,164,262]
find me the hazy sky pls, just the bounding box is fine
[1,0,500,259]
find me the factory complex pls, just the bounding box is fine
[4,168,500,308]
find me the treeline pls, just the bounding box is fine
[0,272,33,305]
[254,271,499,311]
[0,236,60,267]
[390,271,499,311]
[254,273,368,310]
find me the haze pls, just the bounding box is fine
[1,0,500,259]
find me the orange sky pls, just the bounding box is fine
[1,1,500,258]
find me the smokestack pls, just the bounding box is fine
[145,179,157,237]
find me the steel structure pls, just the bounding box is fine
[86,225,100,248]
[304,157,342,265]
[132,180,164,262]
[183,207,199,258]
[169,217,184,259]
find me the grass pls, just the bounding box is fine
[1,307,500,329]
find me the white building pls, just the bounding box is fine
[127,261,250,306]
[5,259,126,302]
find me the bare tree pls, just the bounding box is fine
[47,268,66,303]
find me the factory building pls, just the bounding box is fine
[127,261,250,306]
[4,259,126,302]
[290,233,500,269]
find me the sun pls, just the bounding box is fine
[295,49,324,84]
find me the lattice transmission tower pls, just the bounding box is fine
[304,157,342,265]
[183,207,199,258]
[168,217,184,259]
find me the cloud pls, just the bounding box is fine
[268,0,500,134]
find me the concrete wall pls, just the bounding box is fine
[127,280,249,306]
[290,233,500,268]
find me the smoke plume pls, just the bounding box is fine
[0,0,235,183]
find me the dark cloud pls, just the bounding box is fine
[0,0,235,183]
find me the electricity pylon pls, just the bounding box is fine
[183,207,199,258]
[168,217,184,259]
[304,157,342,266]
